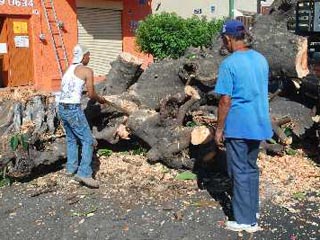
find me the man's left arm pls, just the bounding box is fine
[85,68,107,104]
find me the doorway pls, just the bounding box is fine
[0,16,34,88]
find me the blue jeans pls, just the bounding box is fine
[225,138,260,225]
[58,104,94,178]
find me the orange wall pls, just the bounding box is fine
[122,0,153,68]
[0,0,77,91]
[39,0,77,90]
[0,0,152,91]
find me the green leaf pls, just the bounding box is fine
[175,171,197,181]
[70,206,97,217]
[292,191,306,200]
[0,171,11,188]
[186,121,197,127]
[10,135,19,151]
[284,127,293,137]
[97,148,113,157]
[0,178,10,188]
[19,134,29,151]
[285,148,297,156]
[132,146,147,156]
[267,138,277,144]
[190,200,219,208]
[186,54,196,59]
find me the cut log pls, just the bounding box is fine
[260,141,285,156]
[269,0,298,14]
[252,14,309,78]
[184,85,201,99]
[159,92,186,125]
[175,95,200,126]
[102,95,140,115]
[270,97,314,137]
[97,52,143,95]
[92,116,130,143]
[127,109,195,169]
[0,101,14,136]
[178,56,219,85]
[191,126,214,145]
[129,59,186,109]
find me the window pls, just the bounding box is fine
[210,5,215,13]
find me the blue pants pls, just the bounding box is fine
[58,104,94,178]
[225,138,260,225]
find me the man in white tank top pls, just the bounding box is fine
[58,44,106,188]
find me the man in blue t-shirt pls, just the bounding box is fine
[214,19,273,233]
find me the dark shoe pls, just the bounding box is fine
[74,175,99,188]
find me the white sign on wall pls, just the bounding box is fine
[0,43,7,53]
[14,36,29,48]
[0,0,34,7]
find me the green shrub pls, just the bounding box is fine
[136,13,223,60]
[185,16,223,49]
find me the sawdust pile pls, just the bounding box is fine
[18,148,320,212]
[95,153,197,205]
[258,151,320,206]
[94,150,320,207]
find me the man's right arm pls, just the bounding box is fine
[214,61,233,147]
[215,95,231,147]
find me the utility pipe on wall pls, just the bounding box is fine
[229,0,235,18]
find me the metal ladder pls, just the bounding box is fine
[41,0,69,78]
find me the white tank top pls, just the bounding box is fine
[59,64,85,104]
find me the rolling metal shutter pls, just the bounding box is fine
[77,7,122,75]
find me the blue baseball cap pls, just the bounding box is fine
[221,19,246,37]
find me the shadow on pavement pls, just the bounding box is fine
[191,146,234,221]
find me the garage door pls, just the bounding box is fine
[77,7,122,76]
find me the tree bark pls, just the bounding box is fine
[0,3,317,178]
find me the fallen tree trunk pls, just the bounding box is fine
[0,1,316,178]
[96,52,143,95]
[252,14,309,78]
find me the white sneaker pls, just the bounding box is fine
[225,221,262,233]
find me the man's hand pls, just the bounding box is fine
[98,96,107,104]
[214,127,224,147]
